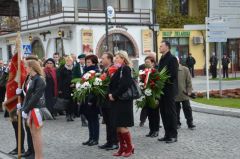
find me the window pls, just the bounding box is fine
[180,0,188,15]
[164,37,189,65]
[56,38,64,56]
[78,0,133,11]
[27,0,62,19]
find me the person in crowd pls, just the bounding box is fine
[210,52,218,79]
[142,56,160,138]
[175,57,196,130]
[158,41,178,144]
[0,59,7,112]
[8,55,38,157]
[20,60,46,159]
[43,58,58,119]
[98,52,119,150]
[58,56,74,121]
[109,50,134,157]
[71,53,78,66]
[82,54,100,146]
[77,54,88,126]
[186,53,196,78]
[222,54,230,78]
[53,52,60,68]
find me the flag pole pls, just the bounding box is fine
[16,32,22,159]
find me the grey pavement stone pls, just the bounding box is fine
[1,110,240,159]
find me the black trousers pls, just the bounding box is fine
[210,65,217,78]
[85,111,99,141]
[140,107,148,123]
[12,120,34,152]
[102,107,118,145]
[222,66,229,78]
[159,96,178,138]
[0,86,6,103]
[188,66,194,78]
[66,99,74,116]
[147,107,160,132]
[175,100,193,126]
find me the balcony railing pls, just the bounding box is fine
[21,7,151,31]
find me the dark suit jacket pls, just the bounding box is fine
[158,52,179,98]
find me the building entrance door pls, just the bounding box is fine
[32,39,44,59]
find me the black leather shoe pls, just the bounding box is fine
[98,143,111,149]
[145,131,153,137]
[188,124,196,130]
[21,149,33,157]
[88,140,98,146]
[165,138,177,143]
[150,131,159,138]
[82,140,91,145]
[9,148,25,155]
[105,144,119,150]
[158,137,168,142]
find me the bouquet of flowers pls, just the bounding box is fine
[72,70,110,104]
[136,67,169,109]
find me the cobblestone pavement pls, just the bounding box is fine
[192,75,240,92]
[0,110,240,159]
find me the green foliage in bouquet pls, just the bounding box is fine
[72,71,110,104]
[136,67,169,109]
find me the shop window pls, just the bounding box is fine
[99,33,136,57]
[164,37,189,65]
[180,0,188,15]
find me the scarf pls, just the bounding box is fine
[64,64,73,70]
[44,67,58,96]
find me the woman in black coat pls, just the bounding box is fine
[82,54,100,146]
[108,51,134,157]
[58,56,74,121]
[44,58,58,119]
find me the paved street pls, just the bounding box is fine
[1,110,240,159]
[192,74,240,92]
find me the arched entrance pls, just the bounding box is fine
[31,39,44,59]
[96,30,139,58]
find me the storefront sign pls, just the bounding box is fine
[82,29,93,54]
[162,31,190,37]
[142,29,153,54]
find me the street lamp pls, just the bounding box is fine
[149,23,160,61]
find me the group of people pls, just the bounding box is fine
[0,41,198,158]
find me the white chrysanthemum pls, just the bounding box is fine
[76,82,81,90]
[83,73,91,80]
[89,70,96,74]
[81,81,91,89]
[144,89,152,96]
[71,93,73,96]
[139,70,145,75]
[93,78,103,86]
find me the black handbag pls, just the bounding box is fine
[53,97,69,111]
[118,68,142,100]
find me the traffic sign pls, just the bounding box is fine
[206,37,227,43]
[23,45,32,54]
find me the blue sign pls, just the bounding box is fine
[23,45,32,54]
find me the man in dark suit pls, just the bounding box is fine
[98,52,119,150]
[158,41,179,143]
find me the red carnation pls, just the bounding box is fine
[151,69,156,73]
[100,73,107,81]
[108,66,118,76]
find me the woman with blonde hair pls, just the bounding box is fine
[108,50,134,157]
[20,60,46,159]
[58,55,74,121]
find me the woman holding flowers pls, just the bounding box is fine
[81,54,100,146]
[141,56,160,138]
[108,50,134,157]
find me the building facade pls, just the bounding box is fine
[0,0,155,68]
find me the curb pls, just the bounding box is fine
[190,101,240,118]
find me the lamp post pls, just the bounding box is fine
[104,0,109,52]
[150,23,160,61]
